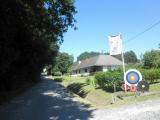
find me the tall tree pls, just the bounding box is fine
[0,0,76,90]
[53,52,74,74]
[124,51,138,63]
[143,50,160,68]
[112,51,137,63]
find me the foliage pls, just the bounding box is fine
[124,51,138,63]
[113,50,138,64]
[53,71,62,76]
[143,50,160,68]
[85,77,97,88]
[60,75,160,108]
[139,69,160,83]
[0,0,76,90]
[94,72,108,88]
[52,52,74,74]
[94,71,123,91]
[77,51,109,61]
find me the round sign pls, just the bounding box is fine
[125,69,142,86]
[130,85,137,92]
[137,81,149,92]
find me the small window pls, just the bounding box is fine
[79,70,80,73]
[85,69,87,72]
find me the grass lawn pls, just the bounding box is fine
[150,82,160,92]
[51,76,160,108]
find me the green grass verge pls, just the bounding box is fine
[150,83,160,92]
[50,76,160,109]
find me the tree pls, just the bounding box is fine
[113,51,138,64]
[53,52,74,75]
[77,51,109,61]
[143,50,160,68]
[0,0,76,90]
[124,51,138,63]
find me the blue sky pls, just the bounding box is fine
[60,0,160,61]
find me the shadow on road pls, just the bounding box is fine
[0,77,95,120]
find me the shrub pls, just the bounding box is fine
[94,70,123,92]
[53,71,62,76]
[95,72,108,88]
[139,68,160,83]
[85,77,97,87]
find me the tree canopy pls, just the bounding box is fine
[77,51,109,61]
[124,51,138,63]
[143,50,160,69]
[0,0,76,90]
[113,51,138,64]
[52,52,74,75]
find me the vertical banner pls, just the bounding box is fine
[108,34,126,91]
[108,34,122,55]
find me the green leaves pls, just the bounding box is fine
[53,52,74,74]
[124,51,138,63]
[0,0,76,90]
[143,50,160,68]
[77,52,102,61]
[95,71,123,90]
[139,69,160,83]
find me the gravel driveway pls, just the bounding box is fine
[0,76,159,120]
[89,99,160,120]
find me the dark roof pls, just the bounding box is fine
[73,55,124,70]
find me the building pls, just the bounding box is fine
[72,55,124,76]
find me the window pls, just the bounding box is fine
[85,69,87,72]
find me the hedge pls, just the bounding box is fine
[139,69,160,83]
[94,71,123,91]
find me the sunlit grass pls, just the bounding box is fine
[51,76,160,108]
[150,83,160,92]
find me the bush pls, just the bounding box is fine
[53,71,62,76]
[85,77,97,87]
[139,69,160,83]
[95,72,108,88]
[94,71,123,91]
[54,77,63,82]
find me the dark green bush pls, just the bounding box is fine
[94,71,123,91]
[95,72,108,88]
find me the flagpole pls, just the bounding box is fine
[121,35,126,92]
[108,34,126,92]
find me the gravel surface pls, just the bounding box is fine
[89,99,160,120]
[0,76,159,120]
[0,76,93,120]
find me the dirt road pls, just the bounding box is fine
[0,76,159,120]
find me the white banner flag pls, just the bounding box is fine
[108,34,122,55]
